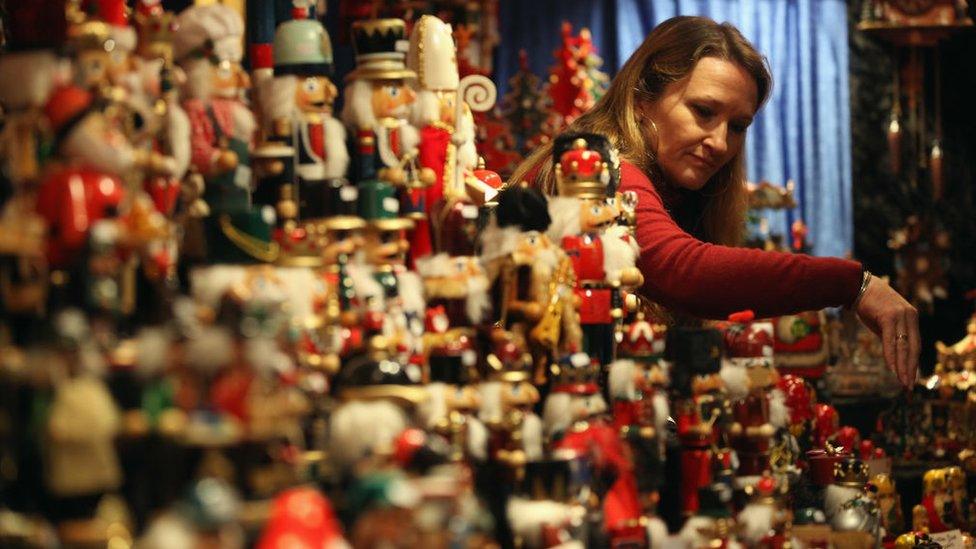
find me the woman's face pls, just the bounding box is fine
[643,57,758,190]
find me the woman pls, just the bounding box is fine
[510,16,919,386]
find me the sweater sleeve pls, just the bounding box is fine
[617,162,863,319]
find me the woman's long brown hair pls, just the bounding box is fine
[509,16,772,247]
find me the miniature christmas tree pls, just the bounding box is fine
[500,49,546,153]
[576,27,610,103]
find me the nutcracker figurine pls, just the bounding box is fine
[668,326,736,516]
[416,355,487,463]
[608,313,669,515]
[0,0,67,191]
[872,473,905,542]
[340,18,424,189]
[812,403,840,449]
[480,185,583,383]
[737,473,792,547]
[328,339,426,474]
[721,310,777,479]
[174,3,276,264]
[36,85,134,312]
[262,1,350,220]
[677,483,740,549]
[912,468,955,534]
[546,353,647,547]
[506,456,589,548]
[777,374,815,444]
[547,133,642,366]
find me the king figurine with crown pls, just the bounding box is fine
[547,133,643,368]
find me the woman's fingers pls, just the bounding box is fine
[894,317,909,386]
[879,315,899,384]
[906,307,920,385]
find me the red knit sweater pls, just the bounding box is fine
[615,161,863,319]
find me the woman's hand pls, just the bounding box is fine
[854,275,919,387]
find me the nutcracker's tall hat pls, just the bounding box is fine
[549,353,600,395]
[346,19,415,81]
[407,15,459,92]
[666,327,723,396]
[553,132,621,198]
[273,2,334,77]
[617,312,667,360]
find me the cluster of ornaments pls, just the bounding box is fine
[0,1,973,548]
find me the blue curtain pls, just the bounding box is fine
[495,0,853,258]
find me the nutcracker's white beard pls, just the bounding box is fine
[737,502,776,546]
[653,392,669,437]
[182,59,212,100]
[601,224,639,283]
[62,117,135,176]
[546,197,582,241]
[507,497,585,549]
[409,89,441,128]
[328,400,408,472]
[465,273,490,324]
[0,50,64,108]
[608,359,639,400]
[418,382,449,430]
[522,411,543,461]
[477,381,504,424]
[720,360,750,401]
[340,79,376,130]
[542,393,607,438]
[768,388,788,430]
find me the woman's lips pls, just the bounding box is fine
[687,153,715,169]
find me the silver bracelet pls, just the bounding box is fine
[850,270,872,310]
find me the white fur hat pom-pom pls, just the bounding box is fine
[184,326,235,376]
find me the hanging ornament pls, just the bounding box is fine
[930,53,944,200]
[887,54,902,175]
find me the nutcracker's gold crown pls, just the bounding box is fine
[555,137,611,199]
[832,458,869,487]
[135,7,176,62]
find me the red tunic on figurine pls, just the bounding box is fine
[36,167,125,268]
[555,419,644,544]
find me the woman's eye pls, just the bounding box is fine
[731,122,749,134]
[692,104,713,118]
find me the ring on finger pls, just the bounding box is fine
[895,333,909,342]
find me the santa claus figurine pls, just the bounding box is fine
[547,133,642,367]
[912,468,955,534]
[260,1,349,221]
[608,312,669,517]
[668,326,739,516]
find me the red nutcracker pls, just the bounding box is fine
[608,313,669,514]
[257,487,348,549]
[721,310,777,478]
[778,374,815,442]
[668,326,736,516]
[547,133,641,367]
[812,403,840,449]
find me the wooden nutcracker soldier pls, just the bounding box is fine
[0,1,68,192]
[263,1,350,220]
[721,310,778,479]
[608,313,670,517]
[480,185,582,385]
[668,326,737,516]
[416,349,487,464]
[340,18,429,195]
[36,84,141,314]
[174,3,277,265]
[328,338,426,475]
[677,483,741,549]
[547,133,642,367]
[737,473,791,547]
[506,456,589,548]
[545,353,647,548]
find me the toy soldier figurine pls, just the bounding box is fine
[341,19,427,187]
[262,1,349,220]
[608,313,669,516]
[480,185,582,384]
[506,456,589,548]
[547,133,642,367]
[668,326,736,516]
[36,85,133,311]
[174,4,276,264]
[721,310,777,479]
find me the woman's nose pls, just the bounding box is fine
[704,122,729,156]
